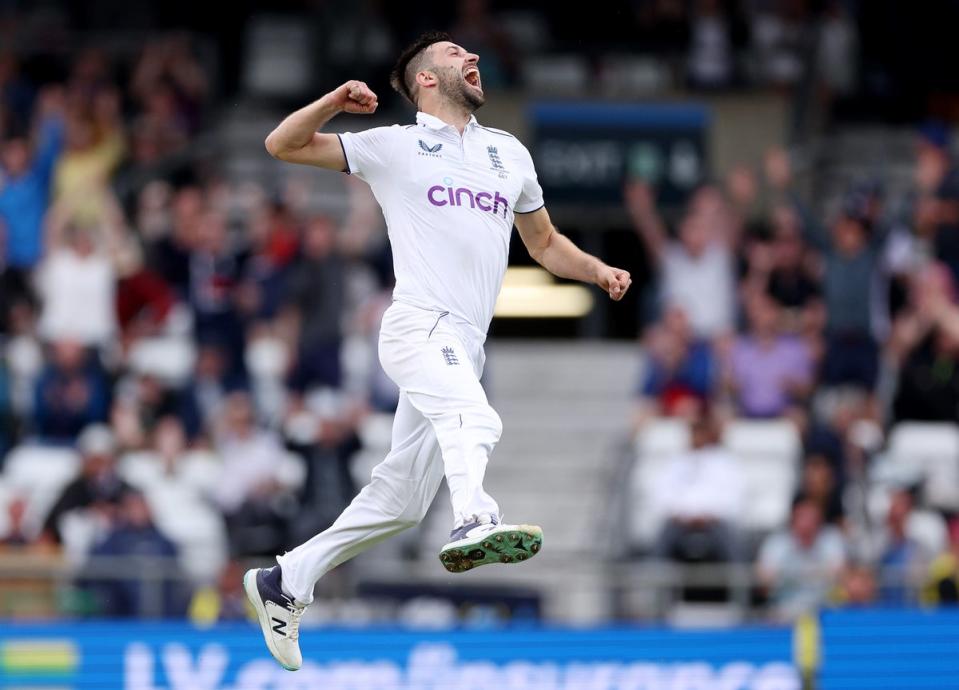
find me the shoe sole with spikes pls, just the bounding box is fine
[438,524,543,573]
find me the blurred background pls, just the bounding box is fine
[2,0,959,688]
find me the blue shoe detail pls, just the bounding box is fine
[448,515,499,542]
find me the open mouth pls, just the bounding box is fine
[464,67,482,89]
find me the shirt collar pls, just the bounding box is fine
[416,111,479,131]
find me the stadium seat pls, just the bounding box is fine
[887,423,959,511]
[629,419,691,549]
[668,602,746,628]
[499,11,551,54]
[358,412,394,449]
[243,17,312,96]
[276,450,307,491]
[600,56,671,96]
[635,418,691,458]
[246,336,290,424]
[177,451,223,496]
[0,479,12,538]
[522,56,589,95]
[245,335,289,380]
[722,420,801,533]
[120,450,223,498]
[144,478,228,583]
[3,444,80,490]
[630,418,799,550]
[127,337,196,387]
[908,510,948,556]
[2,445,81,538]
[118,451,164,490]
[4,335,44,400]
[351,412,396,485]
[120,450,230,582]
[59,510,104,566]
[341,334,374,394]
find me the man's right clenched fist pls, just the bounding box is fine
[330,80,378,114]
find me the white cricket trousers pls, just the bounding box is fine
[277,301,502,604]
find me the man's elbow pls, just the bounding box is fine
[527,244,548,267]
[264,132,286,160]
[528,228,555,266]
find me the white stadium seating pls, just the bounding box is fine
[0,479,12,538]
[722,419,801,533]
[351,412,396,485]
[886,423,959,511]
[630,418,800,550]
[145,478,228,583]
[631,419,690,547]
[127,337,196,387]
[2,444,81,538]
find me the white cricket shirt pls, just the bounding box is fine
[338,111,544,333]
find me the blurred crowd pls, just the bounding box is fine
[0,37,400,619]
[0,2,957,625]
[627,122,959,620]
[2,1,869,112]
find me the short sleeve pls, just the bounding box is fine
[338,126,400,183]
[757,534,786,574]
[514,143,544,214]
[686,342,715,396]
[640,361,664,397]
[821,528,847,570]
[788,338,813,385]
[729,339,748,380]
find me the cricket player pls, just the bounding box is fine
[245,31,632,670]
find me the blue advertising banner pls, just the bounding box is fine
[818,608,959,690]
[0,622,798,690]
[530,103,710,208]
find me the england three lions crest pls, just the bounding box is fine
[487,146,508,177]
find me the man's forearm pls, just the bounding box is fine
[265,94,341,155]
[263,81,376,169]
[535,229,604,285]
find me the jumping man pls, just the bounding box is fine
[244,31,632,670]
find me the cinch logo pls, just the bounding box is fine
[427,184,509,218]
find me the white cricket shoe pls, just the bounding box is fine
[243,566,306,671]
[438,515,543,573]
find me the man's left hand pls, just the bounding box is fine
[596,266,632,301]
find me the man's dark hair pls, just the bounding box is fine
[390,31,453,106]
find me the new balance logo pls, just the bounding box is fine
[441,346,459,366]
[418,139,443,156]
[271,617,287,636]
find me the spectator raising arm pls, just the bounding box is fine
[625,180,668,264]
[30,86,67,188]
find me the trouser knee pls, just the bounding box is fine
[458,404,502,444]
[365,465,440,528]
[396,505,429,528]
